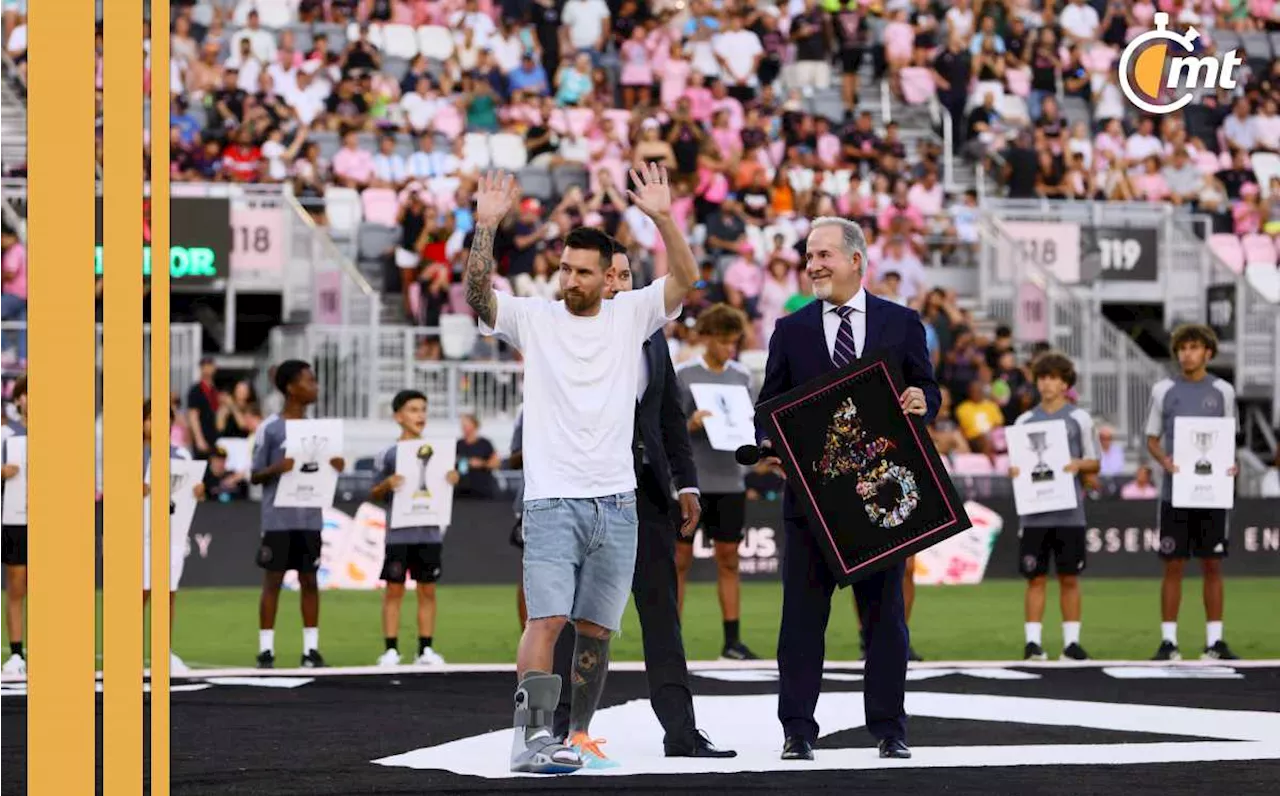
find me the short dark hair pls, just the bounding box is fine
[1031,351,1077,388]
[1170,323,1218,358]
[695,303,748,338]
[562,227,615,270]
[274,360,312,394]
[995,325,1013,339]
[12,374,26,402]
[392,389,428,413]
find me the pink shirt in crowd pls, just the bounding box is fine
[2,242,26,300]
[333,146,376,183]
[659,58,690,107]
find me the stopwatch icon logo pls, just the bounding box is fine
[1117,12,1244,115]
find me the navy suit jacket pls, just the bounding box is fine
[637,330,698,507]
[756,293,941,521]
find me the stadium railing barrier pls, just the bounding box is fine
[268,323,523,422]
[978,212,1169,448]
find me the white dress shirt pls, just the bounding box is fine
[821,288,868,361]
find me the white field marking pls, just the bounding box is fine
[2,659,1276,684]
[1103,666,1244,680]
[695,668,1042,683]
[201,676,315,689]
[373,691,1280,778]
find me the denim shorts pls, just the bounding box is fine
[521,492,638,632]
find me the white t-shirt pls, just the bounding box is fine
[563,0,611,51]
[1060,4,1100,41]
[712,30,763,85]
[479,277,678,501]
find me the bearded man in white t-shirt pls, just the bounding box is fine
[465,165,697,774]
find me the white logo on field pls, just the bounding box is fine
[1118,13,1243,115]
[374,691,1280,777]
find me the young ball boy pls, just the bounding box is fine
[142,399,206,674]
[369,389,459,666]
[250,360,343,669]
[1,374,28,674]
[1009,353,1100,661]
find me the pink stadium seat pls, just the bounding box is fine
[566,108,595,137]
[952,454,994,475]
[449,283,473,317]
[900,67,935,105]
[1196,150,1221,175]
[603,109,632,142]
[361,188,399,227]
[408,281,423,321]
[431,104,464,139]
[1242,233,1278,267]
[1004,67,1031,98]
[1208,233,1245,273]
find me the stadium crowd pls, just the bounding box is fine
[4,0,1280,483]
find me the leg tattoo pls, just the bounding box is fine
[569,634,611,735]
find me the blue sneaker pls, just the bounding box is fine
[568,732,621,769]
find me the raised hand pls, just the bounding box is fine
[627,162,672,219]
[474,171,521,227]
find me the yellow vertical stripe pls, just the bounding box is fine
[149,2,172,793]
[26,0,97,793]
[102,1,146,793]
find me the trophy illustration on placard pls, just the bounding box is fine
[1028,430,1055,483]
[1193,430,1217,476]
[299,435,326,474]
[169,471,183,515]
[415,443,434,498]
[718,393,736,427]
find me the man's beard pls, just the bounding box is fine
[564,290,599,315]
[812,280,833,301]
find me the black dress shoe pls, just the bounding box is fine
[781,736,814,761]
[879,738,912,759]
[665,729,737,758]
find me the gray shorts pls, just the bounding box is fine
[521,492,638,632]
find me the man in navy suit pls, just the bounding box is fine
[756,217,941,762]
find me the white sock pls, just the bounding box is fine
[1024,622,1042,645]
[1062,622,1081,646]
[1161,622,1178,644]
[303,627,319,653]
[259,630,274,654]
[1206,621,1223,647]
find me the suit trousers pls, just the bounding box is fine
[777,514,909,744]
[553,464,697,745]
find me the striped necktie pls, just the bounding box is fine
[832,305,858,368]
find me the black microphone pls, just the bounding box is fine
[735,444,761,466]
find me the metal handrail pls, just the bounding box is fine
[283,191,377,299]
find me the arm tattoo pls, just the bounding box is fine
[465,225,500,327]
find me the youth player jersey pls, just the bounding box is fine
[252,414,323,533]
[674,357,755,494]
[1013,405,1099,528]
[375,443,444,545]
[1,420,26,526]
[1145,375,1237,500]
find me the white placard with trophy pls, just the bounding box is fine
[217,436,253,475]
[146,457,209,539]
[2,436,27,525]
[1171,416,1236,509]
[390,436,457,530]
[1005,420,1078,515]
[275,419,345,509]
[688,383,756,452]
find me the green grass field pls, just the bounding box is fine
[4,578,1278,668]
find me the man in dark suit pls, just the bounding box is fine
[551,247,736,759]
[756,217,940,762]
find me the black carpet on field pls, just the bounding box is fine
[3,668,1279,795]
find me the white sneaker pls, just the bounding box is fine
[415,647,446,666]
[170,652,190,675]
[376,648,402,667]
[2,653,26,676]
